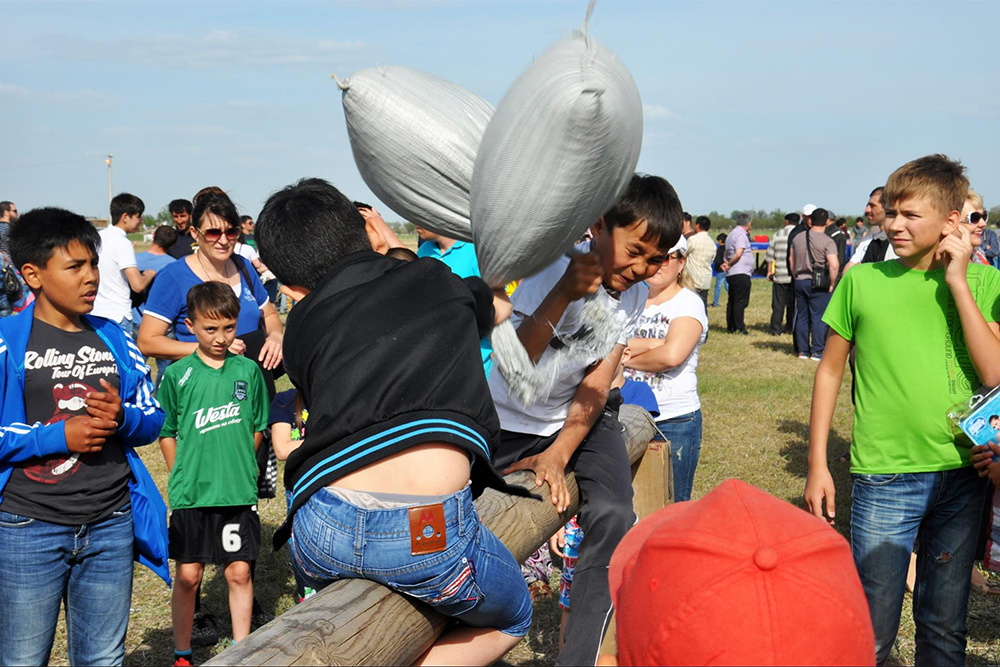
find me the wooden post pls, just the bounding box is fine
[209,405,656,666]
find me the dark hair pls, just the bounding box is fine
[386,247,418,262]
[239,215,253,225]
[990,415,999,422]
[186,281,240,322]
[869,186,885,206]
[256,178,371,290]
[192,190,240,232]
[682,211,692,223]
[695,215,711,231]
[9,207,101,272]
[812,208,830,226]
[353,201,372,210]
[169,199,193,215]
[785,213,801,224]
[110,192,144,226]
[855,217,864,223]
[716,233,727,243]
[0,201,14,216]
[152,225,178,250]
[602,174,683,250]
[837,218,847,228]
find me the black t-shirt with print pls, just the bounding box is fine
[0,320,131,525]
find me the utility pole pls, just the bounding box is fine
[105,154,114,205]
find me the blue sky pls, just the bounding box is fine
[2,0,998,222]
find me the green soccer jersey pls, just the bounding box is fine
[159,352,269,509]
[823,261,1000,474]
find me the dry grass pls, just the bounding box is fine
[40,278,1000,665]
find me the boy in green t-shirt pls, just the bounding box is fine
[158,282,269,666]
[805,154,1000,665]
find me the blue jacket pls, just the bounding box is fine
[0,305,171,585]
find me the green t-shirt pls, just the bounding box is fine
[159,352,269,509]
[823,261,1000,474]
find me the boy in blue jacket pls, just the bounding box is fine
[0,208,167,667]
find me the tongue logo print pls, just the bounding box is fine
[22,382,97,484]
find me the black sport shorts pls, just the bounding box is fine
[169,505,260,564]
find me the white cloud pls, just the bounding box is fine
[643,103,675,120]
[0,82,120,110]
[33,30,368,70]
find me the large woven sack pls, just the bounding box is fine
[339,66,493,242]
[470,32,643,286]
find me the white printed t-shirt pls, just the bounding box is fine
[489,245,648,437]
[93,226,138,323]
[624,287,708,420]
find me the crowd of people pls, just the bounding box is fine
[0,151,997,667]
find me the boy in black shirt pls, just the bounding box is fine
[256,178,532,666]
[0,208,166,666]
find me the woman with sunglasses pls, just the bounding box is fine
[960,189,991,265]
[137,188,283,372]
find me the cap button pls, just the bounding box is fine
[754,547,778,571]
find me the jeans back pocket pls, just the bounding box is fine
[390,556,483,617]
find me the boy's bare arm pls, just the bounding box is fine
[516,253,602,363]
[254,432,263,453]
[940,227,1000,386]
[804,333,850,524]
[160,436,177,471]
[503,344,623,513]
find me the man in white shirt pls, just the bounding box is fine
[686,216,716,305]
[844,186,894,272]
[92,193,156,334]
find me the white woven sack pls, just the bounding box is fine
[470,31,643,286]
[338,66,493,242]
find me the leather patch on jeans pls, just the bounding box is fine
[408,503,447,555]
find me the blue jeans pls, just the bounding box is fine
[793,279,831,357]
[851,467,985,665]
[290,484,532,636]
[652,410,702,502]
[711,274,728,306]
[0,506,134,666]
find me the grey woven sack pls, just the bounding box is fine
[338,65,493,242]
[470,31,643,287]
[475,29,645,405]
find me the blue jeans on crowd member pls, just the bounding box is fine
[652,410,702,502]
[711,273,728,307]
[793,279,831,358]
[0,506,134,666]
[851,467,985,666]
[290,484,532,637]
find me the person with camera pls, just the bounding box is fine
[789,207,838,360]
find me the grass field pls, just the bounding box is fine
[42,278,1000,665]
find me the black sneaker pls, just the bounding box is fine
[191,611,219,647]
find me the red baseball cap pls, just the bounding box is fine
[609,479,875,666]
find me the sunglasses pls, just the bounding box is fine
[198,227,240,242]
[965,211,989,225]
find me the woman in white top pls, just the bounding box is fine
[624,235,708,501]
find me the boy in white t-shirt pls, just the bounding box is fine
[93,193,157,335]
[489,174,683,666]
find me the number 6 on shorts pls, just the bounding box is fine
[222,523,242,552]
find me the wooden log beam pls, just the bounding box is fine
[209,404,656,666]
